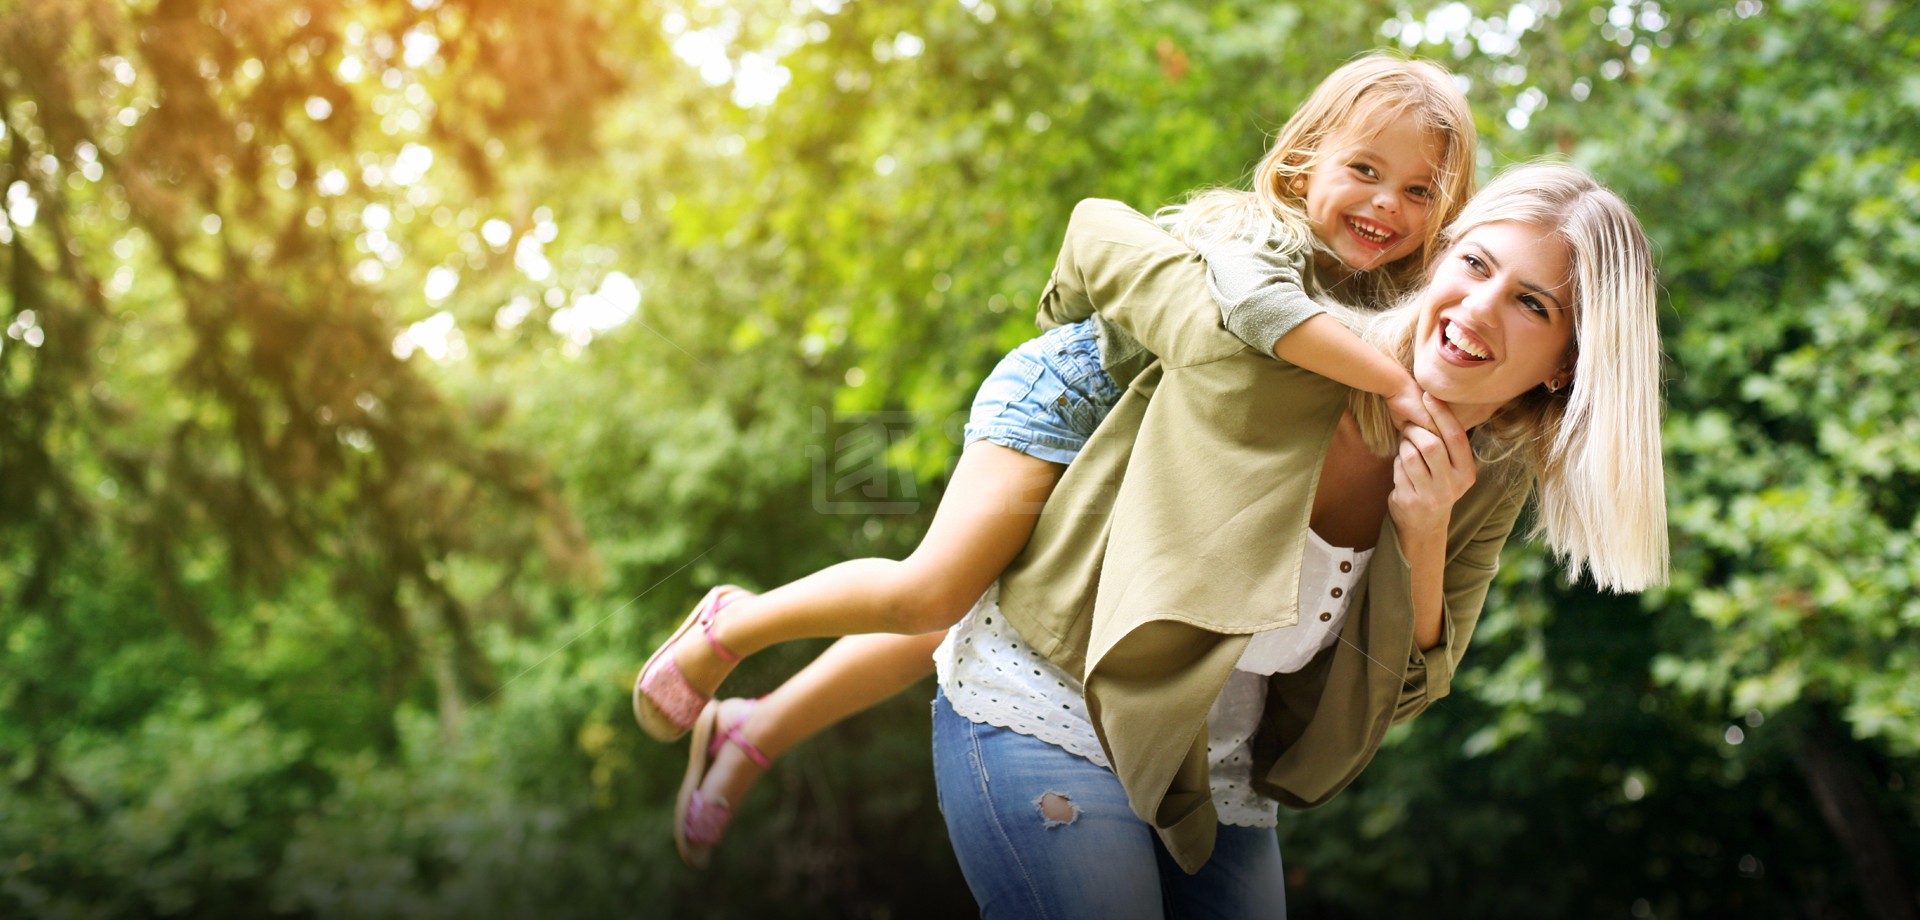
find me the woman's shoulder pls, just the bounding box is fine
[1468,448,1537,514]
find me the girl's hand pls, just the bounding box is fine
[1386,380,1435,436]
[1389,393,1476,537]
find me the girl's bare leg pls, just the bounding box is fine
[699,631,942,810]
[661,442,1063,703]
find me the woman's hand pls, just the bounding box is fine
[1389,393,1476,537]
[1393,394,1474,651]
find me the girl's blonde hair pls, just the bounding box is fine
[1160,52,1478,307]
[1349,161,1670,592]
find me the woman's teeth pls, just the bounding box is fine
[1444,321,1490,359]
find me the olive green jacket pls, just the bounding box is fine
[997,199,1532,874]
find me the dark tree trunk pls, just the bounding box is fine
[1792,708,1917,920]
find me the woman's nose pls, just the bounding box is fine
[1460,284,1501,320]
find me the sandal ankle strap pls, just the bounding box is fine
[701,594,742,664]
[708,698,773,769]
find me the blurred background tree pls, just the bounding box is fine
[1,0,1914,917]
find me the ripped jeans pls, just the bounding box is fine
[931,690,1287,919]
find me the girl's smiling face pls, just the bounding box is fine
[1302,118,1445,275]
[1412,220,1577,426]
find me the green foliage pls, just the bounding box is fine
[1593,0,1920,760]
[3,0,1918,917]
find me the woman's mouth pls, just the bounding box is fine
[1441,320,1492,361]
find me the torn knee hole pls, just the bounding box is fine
[1035,791,1079,827]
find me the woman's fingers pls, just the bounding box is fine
[1392,396,1481,534]
[1391,439,1448,532]
[1397,408,1476,501]
[1401,424,1444,476]
[1421,394,1473,469]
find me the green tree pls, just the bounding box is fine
[5,0,1918,917]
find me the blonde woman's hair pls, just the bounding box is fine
[1159,52,1478,307]
[1347,161,1670,592]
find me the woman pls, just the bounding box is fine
[930,162,1668,916]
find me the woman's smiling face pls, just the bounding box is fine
[1412,220,1577,425]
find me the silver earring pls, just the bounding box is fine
[1546,378,1565,394]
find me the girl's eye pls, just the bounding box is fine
[1350,163,1378,179]
[1408,185,1433,201]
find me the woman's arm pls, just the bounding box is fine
[1390,394,1479,650]
[1379,397,1531,723]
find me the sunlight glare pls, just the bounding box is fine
[548,272,641,348]
[515,237,553,282]
[6,182,36,228]
[390,143,435,186]
[403,28,441,68]
[481,218,513,249]
[393,310,466,362]
[424,266,460,302]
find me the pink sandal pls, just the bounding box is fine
[633,586,750,742]
[675,698,773,868]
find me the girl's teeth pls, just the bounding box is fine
[1444,322,1489,359]
[1349,219,1390,244]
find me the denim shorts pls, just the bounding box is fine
[931,690,1288,918]
[964,319,1125,466]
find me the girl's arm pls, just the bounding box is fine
[1205,236,1429,433]
[1035,199,1247,367]
[1273,316,1429,434]
[1040,205,1428,430]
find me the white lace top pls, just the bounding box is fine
[934,531,1372,827]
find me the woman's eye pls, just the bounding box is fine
[1461,253,1485,273]
[1519,294,1547,315]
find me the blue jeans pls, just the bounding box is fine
[963,320,1124,466]
[932,691,1287,919]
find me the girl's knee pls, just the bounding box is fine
[876,558,988,634]
[897,605,967,636]
[898,594,976,634]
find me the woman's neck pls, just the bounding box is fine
[1447,401,1499,430]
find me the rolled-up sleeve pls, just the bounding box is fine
[1205,236,1328,359]
[1381,478,1530,725]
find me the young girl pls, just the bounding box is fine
[633,53,1479,866]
